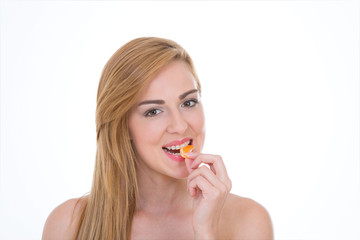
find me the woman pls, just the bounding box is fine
[42,37,273,239]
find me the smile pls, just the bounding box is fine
[162,139,192,156]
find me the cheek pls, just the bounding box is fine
[142,121,165,146]
[189,107,206,148]
[129,117,166,156]
[193,114,205,134]
[193,105,205,133]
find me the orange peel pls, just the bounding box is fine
[180,145,194,158]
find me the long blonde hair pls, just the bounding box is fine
[76,37,201,239]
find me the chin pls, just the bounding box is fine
[168,169,189,180]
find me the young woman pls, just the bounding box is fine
[42,37,273,240]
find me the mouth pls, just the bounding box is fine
[162,139,193,156]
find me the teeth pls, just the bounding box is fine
[180,141,190,148]
[164,140,191,151]
[163,148,181,156]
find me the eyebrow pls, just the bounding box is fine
[138,100,165,106]
[179,89,198,100]
[138,89,198,106]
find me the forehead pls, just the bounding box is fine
[140,61,197,100]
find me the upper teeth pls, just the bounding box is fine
[165,140,191,150]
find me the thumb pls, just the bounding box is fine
[185,158,194,174]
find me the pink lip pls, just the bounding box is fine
[163,150,186,162]
[162,137,192,148]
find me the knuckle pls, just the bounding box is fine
[200,165,207,170]
[200,165,209,172]
[228,179,232,191]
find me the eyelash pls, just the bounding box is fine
[181,98,199,108]
[143,98,199,118]
[144,108,162,117]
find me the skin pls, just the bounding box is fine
[42,61,273,240]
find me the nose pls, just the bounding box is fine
[166,109,188,134]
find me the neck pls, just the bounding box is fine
[135,167,189,215]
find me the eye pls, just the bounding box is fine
[144,108,162,117]
[181,98,198,108]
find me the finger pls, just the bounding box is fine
[185,152,219,175]
[184,158,194,174]
[187,165,221,189]
[190,154,229,183]
[187,165,229,196]
[182,151,199,160]
[188,175,217,198]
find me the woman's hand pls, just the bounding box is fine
[184,152,232,240]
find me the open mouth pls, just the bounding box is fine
[162,139,192,156]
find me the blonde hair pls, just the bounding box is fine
[76,37,201,239]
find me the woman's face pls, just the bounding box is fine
[128,60,205,179]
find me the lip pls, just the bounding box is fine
[163,150,186,162]
[162,137,192,148]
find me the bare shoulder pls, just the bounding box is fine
[42,197,87,240]
[220,194,273,240]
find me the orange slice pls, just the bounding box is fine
[180,145,194,158]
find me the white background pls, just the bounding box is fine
[1,0,359,239]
